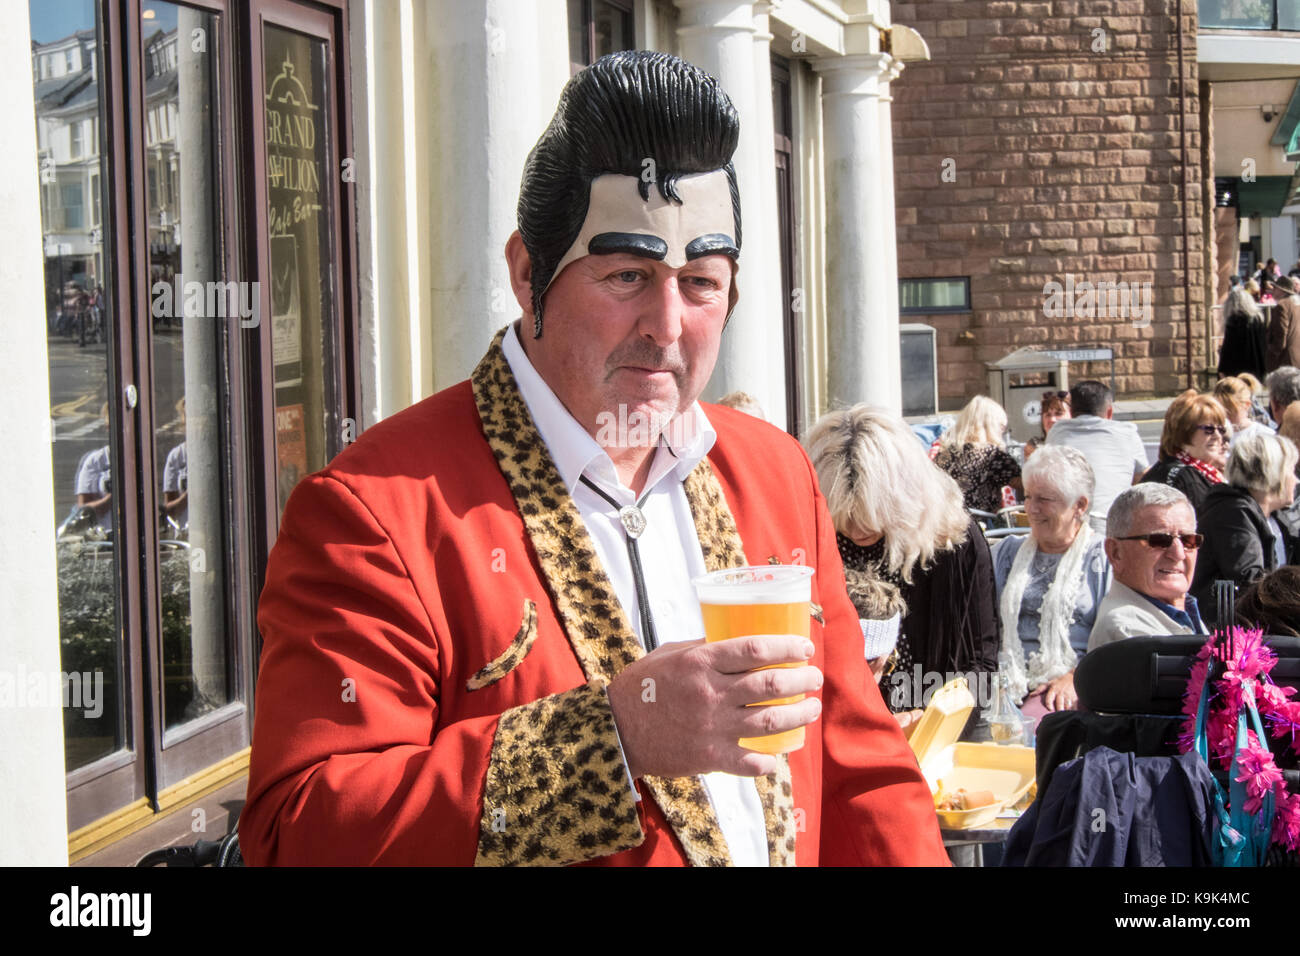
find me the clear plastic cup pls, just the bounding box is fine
[691,565,815,754]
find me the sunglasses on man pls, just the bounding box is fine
[1114,532,1204,550]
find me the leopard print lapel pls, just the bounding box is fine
[472,326,737,866]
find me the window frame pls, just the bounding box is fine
[567,0,634,71]
[50,0,358,834]
[240,0,362,605]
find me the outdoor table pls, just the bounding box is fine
[942,816,1019,867]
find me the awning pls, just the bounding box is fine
[1275,79,1300,159]
[1238,175,1294,218]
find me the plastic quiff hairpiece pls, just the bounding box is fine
[517,50,742,337]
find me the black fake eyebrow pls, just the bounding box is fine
[587,233,668,259]
[685,234,739,260]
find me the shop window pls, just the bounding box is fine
[30,0,358,838]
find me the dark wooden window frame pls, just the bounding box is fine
[240,0,360,611]
[64,0,149,829]
[62,0,360,831]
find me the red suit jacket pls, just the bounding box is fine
[241,329,948,865]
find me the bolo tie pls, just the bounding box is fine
[578,475,659,652]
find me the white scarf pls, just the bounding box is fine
[998,525,1097,702]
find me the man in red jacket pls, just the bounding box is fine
[242,50,947,866]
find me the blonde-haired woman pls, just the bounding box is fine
[1217,286,1267,380]
[1191,430,1300,609]
[1213,376,1267,448]
[806,405,1000,716]
[934,395,1023,513]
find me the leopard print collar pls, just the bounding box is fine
[471,326,795,866]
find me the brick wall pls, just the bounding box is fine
[891,0,1205,406]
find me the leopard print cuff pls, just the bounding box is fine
[474,681,644,866]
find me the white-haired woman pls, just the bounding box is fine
[992,445,1111,716]
[1218,286,1267,380]
[806,406,1000,719]
[1190,430,1299,609]
[934,395,1023,514]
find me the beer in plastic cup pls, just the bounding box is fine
[691,565,815,754]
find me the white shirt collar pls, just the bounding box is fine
[500,321,716,497]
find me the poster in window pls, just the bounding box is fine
[270,235,302,386]
[275,402,308,507]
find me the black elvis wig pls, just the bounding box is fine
[517,50,742,336]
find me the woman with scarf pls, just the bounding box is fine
[1141,389,1230,516]
[992,445,1111,717]
[806,405,1000,721]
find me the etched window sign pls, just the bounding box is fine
[262,28,337,512]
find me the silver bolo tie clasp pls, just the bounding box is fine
[619,504,647,539]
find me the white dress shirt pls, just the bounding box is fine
[503,322,768,866]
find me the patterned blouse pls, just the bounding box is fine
[836,532,912,678]
[934,443,1021,513]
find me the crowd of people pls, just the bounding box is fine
[807,370,1300,731]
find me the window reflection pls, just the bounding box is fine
[32,0,122,771]
[144,2,231,731]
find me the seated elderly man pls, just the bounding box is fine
[1088,484,1208,650]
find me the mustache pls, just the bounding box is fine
[606,344,687,376]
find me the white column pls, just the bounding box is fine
[813,52,899,415]
[675,0,786,429]
[877,57,905,409]
[0,12,70,864]
[750,1,786,429]
[424,0,570,392]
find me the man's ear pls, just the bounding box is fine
[504,231,535,318]
[1104,537,1121,567]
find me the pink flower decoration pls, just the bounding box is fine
[1181,628,1298,851]
[1235,745,1283,817]
[1272,790,1300,852]
[1266,700,1300,757]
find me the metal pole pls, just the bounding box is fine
[1176,0,1195,389]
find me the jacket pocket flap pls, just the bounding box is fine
[466,599,539,691]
